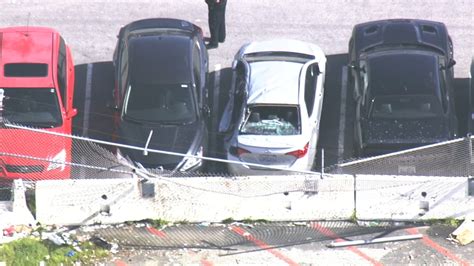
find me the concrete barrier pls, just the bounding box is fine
[35,174,355,225]
[355,175,474,220]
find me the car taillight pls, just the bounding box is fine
[285,143,309,158]
[230,146,250,157]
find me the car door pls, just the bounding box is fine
[116,38,129,108]
[353,58,368,155]
[219,60,249,135]
[300,60,322,166]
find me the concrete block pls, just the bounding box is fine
[355,175,473,220]
[35,174,354,225]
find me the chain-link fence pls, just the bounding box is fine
[331,136,474,177]
[1,123,473,223]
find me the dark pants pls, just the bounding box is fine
[207,2,226,45]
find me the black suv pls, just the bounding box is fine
[348,19,458,157]
[112,18,209,171]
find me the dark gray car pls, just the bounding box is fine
[112,18,209,172]
[348,19,458,157]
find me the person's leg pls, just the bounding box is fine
[208,5,219,47]
[218,4,226,43]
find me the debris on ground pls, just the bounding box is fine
[448,216,474,246]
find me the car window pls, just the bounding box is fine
[240,105,300,135]
[192,41,202,102]
[120,40,129,96]
[123,83,196,123]
[368,53,439,97]
[370,95,443,119]
[57,37,68,108]
[0,88,62,127]
[439,66,449,113]
[304,63,319,117]
[4,63,48,77]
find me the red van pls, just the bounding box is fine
[0,27,76,180]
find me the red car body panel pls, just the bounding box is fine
[0,26,76,180]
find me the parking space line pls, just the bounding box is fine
[211,64,221,155]
[114,260,128,266]
[310,222,382,266]
[82,63,93,137]
[229,226,299,266]
[337,66,348,163]
[147,226,167,238]
[201,259,214,266]
[406,227,470,266]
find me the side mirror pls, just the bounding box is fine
[348,62,365,73]
[447,59,456,68]
[106,101,120,111]
[202,105,211,117]
[68,108,78,118]
[231,60,238,69]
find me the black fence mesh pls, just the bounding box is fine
[330,137,473,177]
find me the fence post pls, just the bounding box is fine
[353,174,357,220]
[468,135,473,196]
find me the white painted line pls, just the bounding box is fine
[211,64,221,157]
[82,63,93,137]
[337,66,348,163]
[212,64,221,129]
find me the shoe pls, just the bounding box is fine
[206,43,218,49]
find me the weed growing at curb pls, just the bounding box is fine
[0,237,109,265]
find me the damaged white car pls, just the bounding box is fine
[219,39,327,175]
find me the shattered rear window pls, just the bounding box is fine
[240,105,300,135]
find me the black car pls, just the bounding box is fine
[112,18,209,171]
[348,19,458,157]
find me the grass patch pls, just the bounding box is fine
[349,209,357,223]
[0,237,109,265]
[142,219,169,229]
[221,217,269,224]
[425,218,463,227]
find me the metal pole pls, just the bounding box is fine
[328,234,423,248]
[321,148,324,179]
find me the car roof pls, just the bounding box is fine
[352,19,449,57]
[129,35,192,84]
[0,26,58,87]
[368,51,439,96]
[247,61,302,105]
[241,39,325,61]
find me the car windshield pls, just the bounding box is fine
[239,105,300,135]
[123,83,196,124]
[0,88,62,127]
[368,53,440,97]
[370,95,443,119]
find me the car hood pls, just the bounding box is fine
[0,127,68,160]
[364,118,451,145]
[117,120,202,169]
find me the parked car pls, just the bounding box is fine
[219,39,326,175]
[112,18,209,172]
[349,19,458,157]
[0,26,77,180]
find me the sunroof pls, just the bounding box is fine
[4,63,48,77]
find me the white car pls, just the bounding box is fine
[219,39,326,175]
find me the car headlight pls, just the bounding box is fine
[180,146,203,172]
[47,149,66,171]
